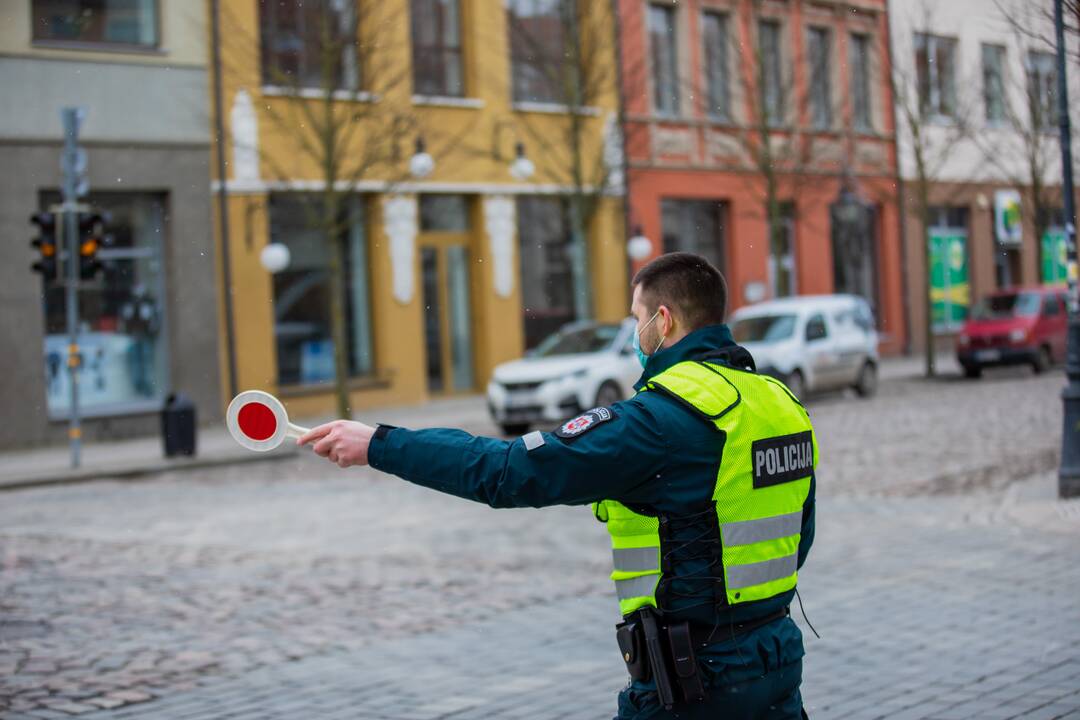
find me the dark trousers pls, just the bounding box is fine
[614,659,804,720]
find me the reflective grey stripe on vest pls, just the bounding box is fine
[725,553,798,590]
[615,573,659,600]
[721,510,803,547]
[612,547,660,573]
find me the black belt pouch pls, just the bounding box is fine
[616,620,650,682]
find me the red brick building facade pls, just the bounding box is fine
[617,0,906,353]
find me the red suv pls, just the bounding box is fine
[957,287,1068,378]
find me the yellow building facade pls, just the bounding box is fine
[211,0,628,419]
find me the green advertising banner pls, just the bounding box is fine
[1042,230,1068,285]
[929,230,969,332]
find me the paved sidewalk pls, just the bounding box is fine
[0,396,497,492]
[22,473,1077,720]
[0,352,999,492]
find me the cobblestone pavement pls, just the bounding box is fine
[1,368,1077,719]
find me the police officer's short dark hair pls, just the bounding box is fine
[632,252,727,329]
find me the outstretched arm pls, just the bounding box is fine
[298,401,668,509]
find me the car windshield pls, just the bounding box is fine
[532,324,621,357]
[971,293,1041,320]
[731,314,797,343]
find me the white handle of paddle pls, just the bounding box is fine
[285,422,310,439]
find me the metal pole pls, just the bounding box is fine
[1055,0,1080,497]
[61,108,82,469]
[211,0,239,400]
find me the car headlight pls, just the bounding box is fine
[570,368,589,379]
[958,334,970,347]
[1008,328,1027,343]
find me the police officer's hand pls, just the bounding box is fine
[297,420,375,468]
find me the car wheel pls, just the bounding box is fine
[854,361,878,398]
[499,423,530,436]
[1032,345,1052,374]
[963,364,982,379]
[594,380,623,407]
[785,370,806,400]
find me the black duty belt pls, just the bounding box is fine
[615,606,791,710]
[684,605,791,648]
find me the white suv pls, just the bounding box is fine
[729,295,879,399]
[487,319,641,435]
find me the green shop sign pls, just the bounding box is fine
[1042,230,1068,285]
[929,230,969,332]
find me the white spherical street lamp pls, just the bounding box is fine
[409,137,435,179]
[627,225,653,261]
[260,242,291,274]
[510,142,535,181]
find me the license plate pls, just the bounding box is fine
[975,349,1001,362]
[506,392,533,407]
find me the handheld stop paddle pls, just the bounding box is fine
[226,390,311,452]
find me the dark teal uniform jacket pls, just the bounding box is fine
[369,325,815,719]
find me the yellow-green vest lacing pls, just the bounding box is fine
[593,360,817,616]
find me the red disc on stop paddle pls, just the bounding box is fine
[238,401,277,441]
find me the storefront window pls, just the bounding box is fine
[517,196,574,348]
[40,192,168,418]
[269,193,373,386]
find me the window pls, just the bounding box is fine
[807,27,832,129]
[982,43,1006,123]
[649,4,680,115]
[850,33,872,131]
[419,195,469,231]
[269,194,373,385]
[1044,295,1061,317]
[768,203,797,297]
[660,199,727,274]
[411,0,464,97]
[39,192,168,418]
[1027,51,1058,131]
[914,33,957,118]
[507,0,566,104]
[259,0,359,91]
[33,0,158,47]
[805,314,827,342]
[517,196,575,348]
[758,20,784,126]
[702,12,730,120]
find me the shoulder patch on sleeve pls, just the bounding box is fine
[554,407,615,440]
[522,430,546,451]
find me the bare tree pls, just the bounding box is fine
[221,1,456,418]
[710,1,862,299]
[890,3,978,377]
[996,0,1080,66]
[978,0,1067,278]
[498,0,625,321]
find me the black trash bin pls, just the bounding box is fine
[162,393,197,457]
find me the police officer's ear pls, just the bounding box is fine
[656,304,676,337]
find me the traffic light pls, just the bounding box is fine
[30,212,58,283]
[77,211,107,280]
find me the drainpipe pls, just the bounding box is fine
[211,0,239,400]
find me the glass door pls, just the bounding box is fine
[419,240,475,394]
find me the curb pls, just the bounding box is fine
[0,449,299,493]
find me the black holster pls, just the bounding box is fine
[615,608,706,709]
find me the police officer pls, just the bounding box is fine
[299,252,816,719]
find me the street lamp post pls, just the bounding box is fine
[1055,0,1080,498]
